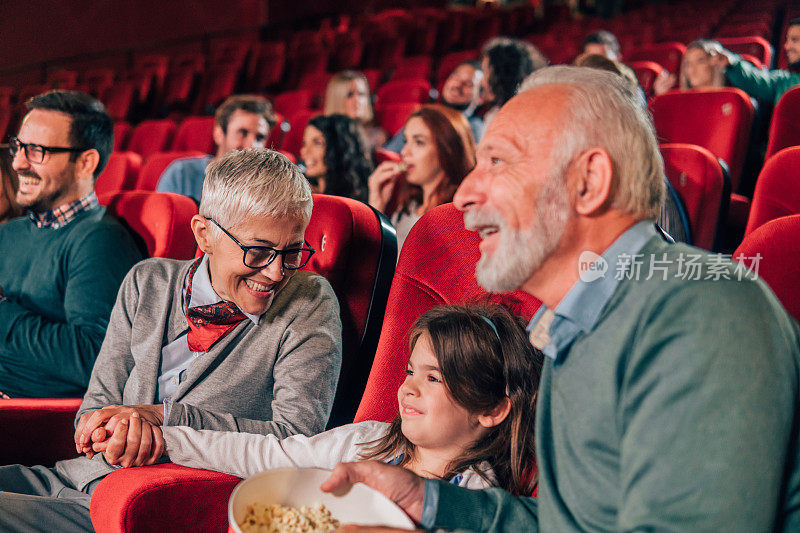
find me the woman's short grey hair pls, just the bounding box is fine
[518,66,665,220]
[199,149,312,237]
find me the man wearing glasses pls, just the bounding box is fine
[0,90,141,399]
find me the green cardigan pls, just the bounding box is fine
[431,237,800,532]
[0,208,141,397]
[726,55,800,105]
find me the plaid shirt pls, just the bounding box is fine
[28,192,99,229]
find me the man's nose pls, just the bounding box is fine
[453,167,482,211]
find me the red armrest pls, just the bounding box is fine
[0,398,82,465]
[90,463,241,533]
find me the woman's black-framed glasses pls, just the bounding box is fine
[8,136,89,165]
[208,218,315,270]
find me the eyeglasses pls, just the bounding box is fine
[208,218,315,270]
[8,136,88,165]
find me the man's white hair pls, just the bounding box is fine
[200,149,312,237]
[518,66,665,220]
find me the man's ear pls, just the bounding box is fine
[75,149,100,184]
[191,215,214,254]
[570,147,613,216]
[212,124,225,149]
[477,397,512,429]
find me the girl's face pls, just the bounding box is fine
[400,117,445,190]
[397,333,486,456]
[300,125,327,180]
[344,79,370,121]
[683,48,717,89]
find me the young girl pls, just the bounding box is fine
[159,304,543,494]
[367,104,476,251]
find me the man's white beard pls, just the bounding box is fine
[468,176,571,293]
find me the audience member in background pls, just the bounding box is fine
[153,304,543,496]
[575,53,691,244]
[0,149,343,532]
[0,90,141,399]
[368,104,476,251]
[718,18,800,104]
[322,66,800,532]
[385,60,485,152]
[653,39,728,96]
[479,37,548,129]
[324,70,387,153]
[581,30,622,61]
[299,114,372,202]
[0,149,22,224]
[157,95,276,203]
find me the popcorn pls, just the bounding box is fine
[239,502,341,532]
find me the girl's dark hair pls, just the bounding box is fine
[360,304,543,495]
[396,104,476,215]
[306,114,373,202]
[0,148,22,221]
[482,37,548,106]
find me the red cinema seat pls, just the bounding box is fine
[744,146,800,236]
[627,42,686,77]
[89,194,398,533]
[297,72,333,109]
[95,151,142,196]
[136,150,207,191]
[660,143,728,251]
[99,190,199,260]
[81,68,116,98]
[160,67,198,112]
[628,60,664,97]
[113,121,132,152]
[649,88,754,194]
[172,116,216,154]
[127,119,177,160]
[272,89,313,119]
[717,36,773,68]
[376,78,432,105]
[765,86,800,159]
[391,56,434,82]
[101,82,136,122]
[0,398,83,466]
[331,32,365,71]
[247,41,286,91]
[374,102,421,137]
[355,203,541,424]
[437,51,479,86]
[734,214,800,322]
[193,63,240,115]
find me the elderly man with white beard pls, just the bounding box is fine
[320,66,800,532]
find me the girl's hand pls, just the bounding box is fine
[368,162,403,213]
[653,71,676,95]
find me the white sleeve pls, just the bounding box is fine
[163,420,390,479]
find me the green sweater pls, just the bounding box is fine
[726,55,800,105]
[432,237,800,532]
[0,208,141,397]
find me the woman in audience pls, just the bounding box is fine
[654,39,727,95]
[324,70,387,153]
[368,104,476,250]
[73,148,342,475]
[299,114,373,203]
[0,149,22,225]
[158,304,543,494]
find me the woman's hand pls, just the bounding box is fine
[653,70,677,96]
[75,404,164,457]
[368,162,404,213]
[92,412,166,468]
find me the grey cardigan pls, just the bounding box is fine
[56,257,342,490]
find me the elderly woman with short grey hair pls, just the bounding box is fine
[0,148,342,533]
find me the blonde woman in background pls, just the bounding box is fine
[324,71,387,153]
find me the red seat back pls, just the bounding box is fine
[745,146,800,236]
[374,102,421,137]
[716,36,773,67]
[280,110,320,158]
[660,143,728,251]
[113,121,132,152]
[627,41,686,75]
[95,151,142,196]
[301,194,397,426]
[272,89,313,119]
[649,88,753,191]
[101,82,136,122]
[127,119,177,160]
[734,214,800,322]
[376,78,432,105]
[628,60,664,97]
[765,86,800,159]
[99,190,198,260]
[354,203,541,423]
[391,55,433,82]
[172,116,216,154]
[136,150,207,191]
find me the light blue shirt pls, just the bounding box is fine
[420,220,659,529]
[158,255,259,408]
[156,155,213,204]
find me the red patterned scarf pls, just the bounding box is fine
[184,258,246,352]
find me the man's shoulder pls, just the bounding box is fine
[166,155,212,172]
